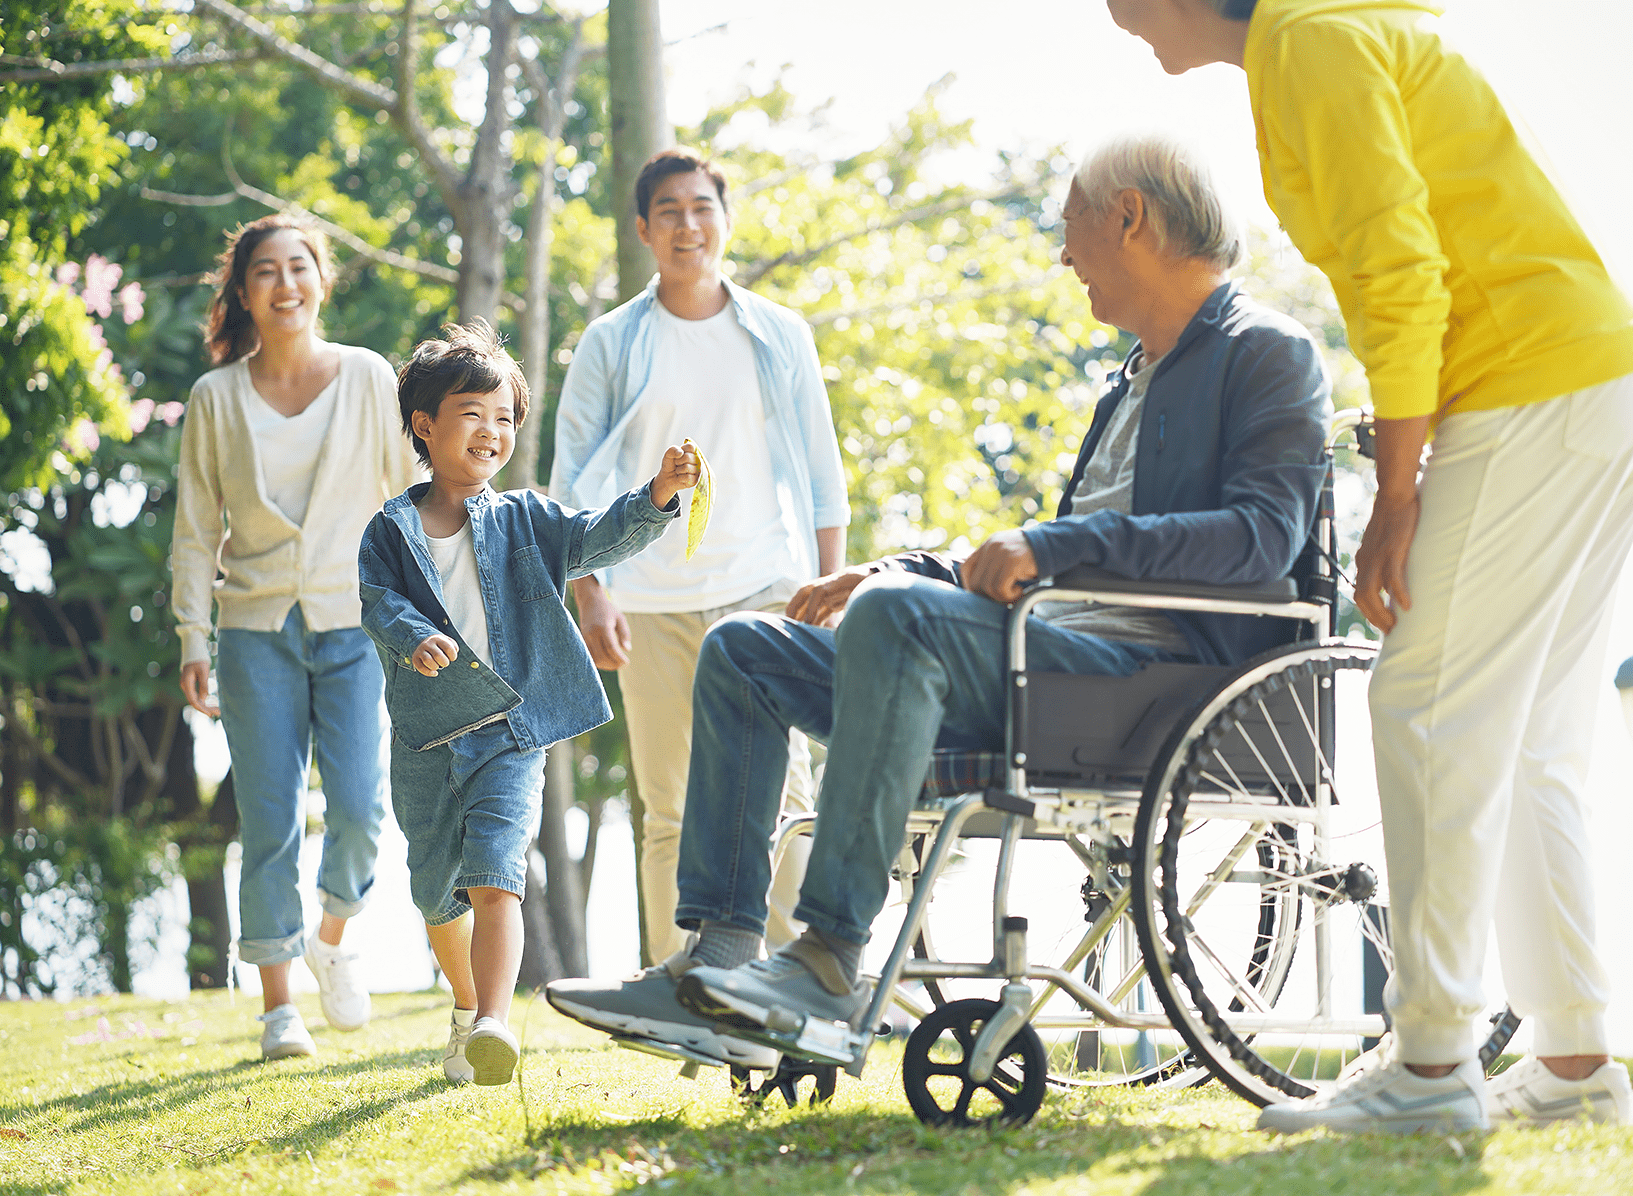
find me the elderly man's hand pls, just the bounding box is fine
[785,565,874,627]
[962,530,1039,604]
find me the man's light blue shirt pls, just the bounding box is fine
[549,275,850,584]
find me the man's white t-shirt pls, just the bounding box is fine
[424,519,494,669]
[606,300,798,613]
[246,377,340,527]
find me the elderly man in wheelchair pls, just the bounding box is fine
[550,132,1374,1116]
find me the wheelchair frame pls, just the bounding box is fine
[741,409,1435,1120]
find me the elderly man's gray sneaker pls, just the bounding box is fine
[546,952,778,1069]
[676,936,871,1032]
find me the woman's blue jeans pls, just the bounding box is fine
[217,606,387,965]
[674,573,1182,946]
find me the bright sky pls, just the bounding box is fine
[661,0,1633,290]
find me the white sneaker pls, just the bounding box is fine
[257,1003,317,1060]
[443,1008,477,1084]
[1487,1057,1632,1125]
[1257,1056,1488,1134]
[304,938,371,1031]
[465,1016,519,1086]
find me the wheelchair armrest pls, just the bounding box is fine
[1046,565,1300,606]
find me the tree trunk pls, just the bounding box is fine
[452,0,519,326]
[607,0,671,303]
[185,768,240,989]
[534,739,589,976]
[514,849,564,988]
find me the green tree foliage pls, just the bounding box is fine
[0,0,167,492]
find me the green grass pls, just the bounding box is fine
[1,991,1629,1195]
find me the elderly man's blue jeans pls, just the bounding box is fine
[674,573,1183,946]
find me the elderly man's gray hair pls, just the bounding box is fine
[1073,134,1243,270]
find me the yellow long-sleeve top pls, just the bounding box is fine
[1244,0,1633,422]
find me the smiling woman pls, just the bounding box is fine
[169,213,422,1062]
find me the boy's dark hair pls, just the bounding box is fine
[634,147,730,221]
[396,318,530,466]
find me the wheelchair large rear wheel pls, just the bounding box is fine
[1130,641,1517,1106]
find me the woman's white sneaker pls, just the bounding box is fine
[443,1008,477,1084]
[304,938,371,1031]
[1257,1056,1488,1134]
[257,1003,317,1060]
[464,1017,519,1085]
[1487,1058,1632,1125]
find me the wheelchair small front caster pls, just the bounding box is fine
[730,1058,838,1108]
[901,998,1047,1127]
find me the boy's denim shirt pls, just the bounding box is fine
[358,481,676,752]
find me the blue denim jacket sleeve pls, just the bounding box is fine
[531,479,679,580]
[1022,322,1327,587]
[358,514,441,662]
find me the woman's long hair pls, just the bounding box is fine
[203,214,335,365]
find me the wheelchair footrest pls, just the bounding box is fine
[609,1034,729,1070]
[717,1015,862,1069]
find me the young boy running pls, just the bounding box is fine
[358,320,697,1085]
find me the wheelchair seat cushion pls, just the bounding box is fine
[920,750,1007,801]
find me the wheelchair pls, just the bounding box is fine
[712,407,1520,1125]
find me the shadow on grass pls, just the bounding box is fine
[2,1062,450,1196]
[465,1096,1497,1196]
[0,1046,445,1138]
[1134,1132,1492,1196]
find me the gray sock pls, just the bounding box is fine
[808,927,863,985]
[692,921,761,970]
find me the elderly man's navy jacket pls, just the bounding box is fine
[890,281,1330,666]
[358,481,676,751]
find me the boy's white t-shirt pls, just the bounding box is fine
[245,377,340,526]
[423,519,494,669]
[606,300,799,613]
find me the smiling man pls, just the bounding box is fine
[547,133,1333,1063]
[550,148,849,977]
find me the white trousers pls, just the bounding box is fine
[1372,374,1633,1063]
[622,581,814,964]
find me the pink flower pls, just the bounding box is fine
[66,418,101,455]
[128,397,155,435]
[117,281,145,325]
[56,262,81,287]
[158,401,185,427]
[81,254,122,319]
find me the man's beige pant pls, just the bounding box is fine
[622,581,813,963]
[1371,375,1633,1064]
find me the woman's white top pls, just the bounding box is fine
[423,518,493,669]
[245,378,340,526]
[171,344,424,665]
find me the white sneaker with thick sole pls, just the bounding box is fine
[257,1003,317,1060]
[1257,1056,1488,1135]
[465,1017,519,1086]
[303,938,371,1032]
[442,1008,477,1084]
[1487,1057,1632,1125]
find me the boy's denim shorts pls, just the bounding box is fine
[389,719,545,926]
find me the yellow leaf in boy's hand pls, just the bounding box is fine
[683,439,713,561]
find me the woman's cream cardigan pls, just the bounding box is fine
[170,345,423,666]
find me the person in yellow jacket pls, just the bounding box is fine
[1108,0,1633,1132]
